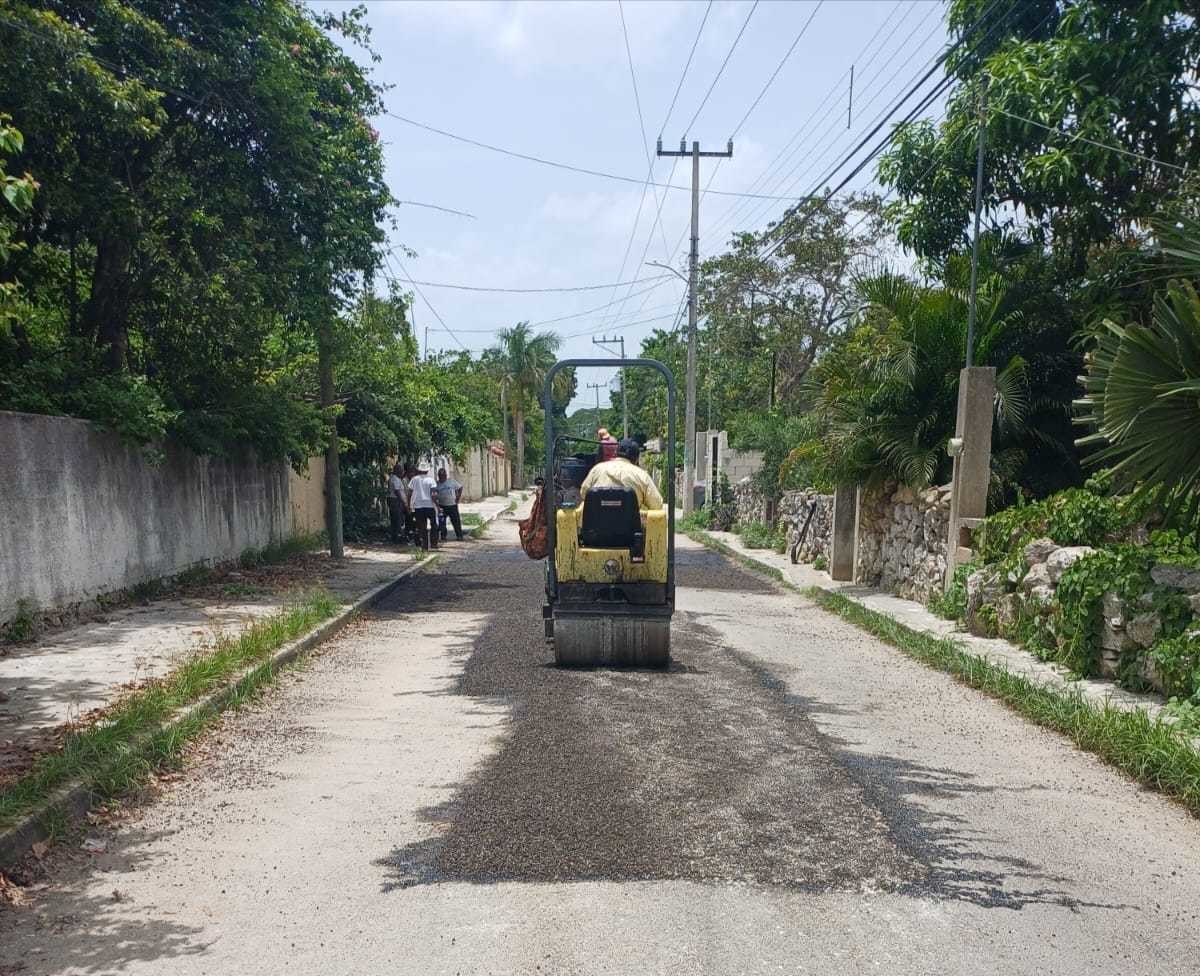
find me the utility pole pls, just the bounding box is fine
[592,335,628,438]
[966,76,988,368]
[655,137,733,514]
[586,381,605,436]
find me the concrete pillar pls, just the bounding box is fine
[830,483,856,582]
[946,366,996,587]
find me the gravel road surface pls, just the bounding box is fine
[2,513,1198,975]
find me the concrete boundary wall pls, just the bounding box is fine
[0,411,325,625]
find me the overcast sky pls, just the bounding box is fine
[328,0,951,409]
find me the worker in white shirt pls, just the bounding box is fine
[405,464,439,550]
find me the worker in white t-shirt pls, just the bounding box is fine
[405,464,439,550]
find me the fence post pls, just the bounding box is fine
[831,484,857,581]
[946,366,996,589]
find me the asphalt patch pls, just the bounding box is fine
[375,537,924,891]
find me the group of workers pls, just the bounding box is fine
[387,464,464,550]
[386,426,661,553]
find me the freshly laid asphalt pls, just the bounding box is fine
[2,511,1199,975]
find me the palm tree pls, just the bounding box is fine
[1076,214,1200,521]
[808,268,1030,493]
[489,323,562,486]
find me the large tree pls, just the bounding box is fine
[0,1,390,467]
[880,0,1200,271]
[698,194,883,417]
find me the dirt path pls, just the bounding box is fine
[1,514,1197,975]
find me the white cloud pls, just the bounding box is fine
[375,0,691,74]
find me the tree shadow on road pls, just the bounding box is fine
[0,826,212,974]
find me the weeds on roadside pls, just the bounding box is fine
[0,590,339,831]
[1,599,36,643]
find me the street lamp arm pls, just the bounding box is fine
[646,261,688,284]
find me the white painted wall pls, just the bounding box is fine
[0,411,326,624]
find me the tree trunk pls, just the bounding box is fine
[83,231,134,370]
[514,405,525,489]
[318,320,345,558]
[500,381,511,485]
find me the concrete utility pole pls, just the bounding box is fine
[654,138,733,514]
[592,335,628,438]
[586,381,605,435]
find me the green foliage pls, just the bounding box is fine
[697,194,884,421]
[485,323,569,485]
[677,508,711,533]
[883,1,1199,268]
[1151,633,1200,702]
[1075,214,1200,525]
[737,521,786,552]
[1052,546,1154,675]
[2,599,36,643]
[805,265,1041,493]
[0,2,390,462]
[0,589,338,829]
[928,561,976,622]
[812,554,828,572]
[708,471,737,532]
[976,486,1127,569]
[0,112,37,330]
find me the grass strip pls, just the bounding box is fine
[810,588,1200,816]
[686,529,788,585]
[0,590,340,833]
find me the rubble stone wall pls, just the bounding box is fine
[853,483,952,603]
[733,478,951,602]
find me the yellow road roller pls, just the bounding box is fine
[541,358,676,667]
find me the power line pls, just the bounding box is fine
[425,303,684,336]
[720,1,944,241]
[383,110,806,201]
[991,106,1189,173]
[384,254,468,352]
[608,0,671,324]
[758,0,1026,261]
[394,200,477,219]
[728,2,824,140]
[596,1,715,335]
[659,0,713,138]
[682,0,759,136]
[527,281,677,326]
[393,272,674,294]
[760,72,956,260]
[704,0,910,247]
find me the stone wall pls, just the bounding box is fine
[0,411,326,627]
[780,489,834,564]
[732,477,767,525]
[743,481,950,602]
[853,484,951,602]
[965,541,1200,695]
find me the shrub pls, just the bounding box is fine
[1151,632,1200,701]
[928,561,975,622]
[738,521,786,551]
